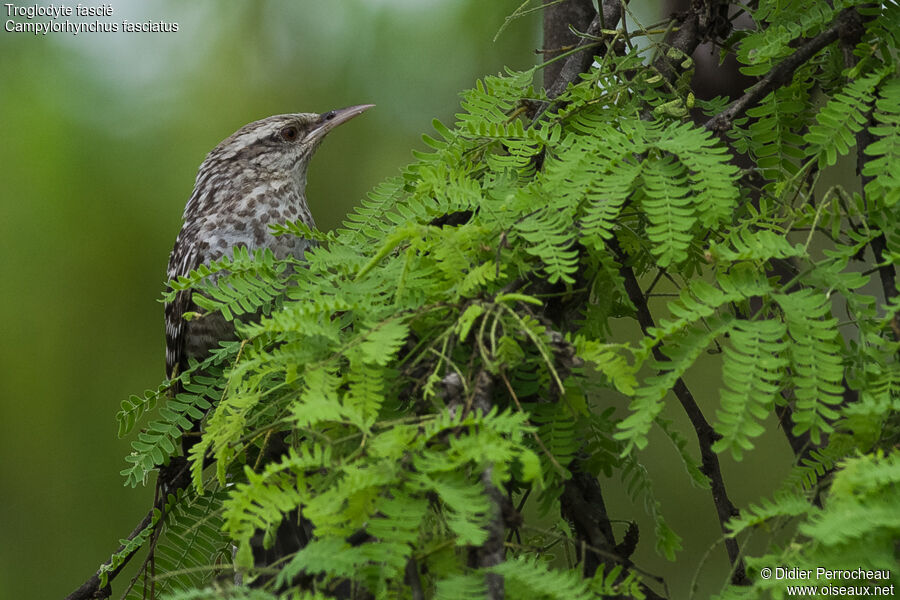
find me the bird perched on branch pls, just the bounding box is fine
[160,104,373,490]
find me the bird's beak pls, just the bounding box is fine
[308,104,375,141]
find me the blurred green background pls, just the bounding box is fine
[0,2,791,599]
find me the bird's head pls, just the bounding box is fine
[202,104,375,187]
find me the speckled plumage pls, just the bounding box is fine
[165,105,373,382]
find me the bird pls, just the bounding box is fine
[158,104,373,534]
[165,104,374,393]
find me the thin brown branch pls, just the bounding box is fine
[64,509,155,600]
[870,235,898,308]
[611,241,748,585]
[706,7,865,133]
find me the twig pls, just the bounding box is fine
[63,509,155,600]
[706,7,864,133]
[611,241,748,585]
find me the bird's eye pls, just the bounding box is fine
[280,126,299,141]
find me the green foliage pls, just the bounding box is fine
[737,0,836,75]
[804,67,890,169]
[121,368,223,487]
[113,2,899,598]
[713,319,788,459]
[864,77,900,206]
[163,246,289,322]
[776,289,845,443]
[129,490,231,600]
[716,453,900,599]
[489,556,643,599]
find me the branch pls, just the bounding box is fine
[560,469,668,599]
[775,402,815,458]
[542,0,597,86]
[470,370,505,600]
[405,558,425,600]
[651,0,736,88]
[546,0,622,99]
[870,236,898,306]
[64,509,155,600]
[611,241,748,585]
[561,471,616,578]
[706,7,865,133]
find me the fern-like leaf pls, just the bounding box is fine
[490,556,593,600]
[776,289,844,444]
[714,318,788,460]
[863,77,900,207]
[804,67,890,169]
[638,154,695,267]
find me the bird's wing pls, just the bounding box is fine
[165,225,201,379]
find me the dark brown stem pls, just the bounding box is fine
[706,8,864,133]
[611,241,748,585]
[561,470,668,599]
[405,558,425,600]
[871,236,898,304]
[470,370,505,600]
[560,470,616,575]
[64,509,155,600]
